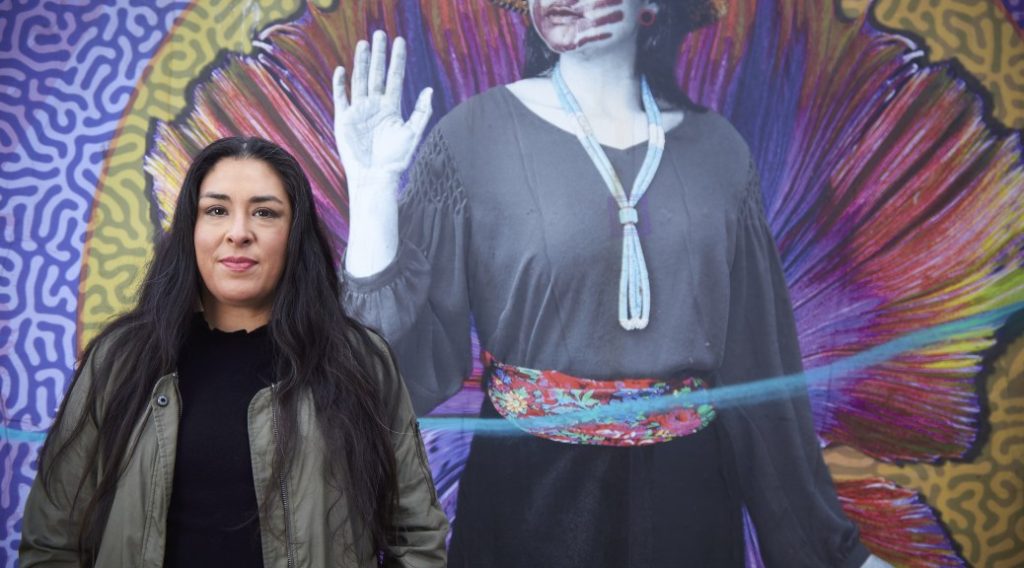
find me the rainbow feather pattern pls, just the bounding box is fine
[836,478,963,567]
[145,1,1024,564]
[675,1,1024,466]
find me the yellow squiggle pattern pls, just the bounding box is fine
[79,0,331,347]
[841,0,1024,129]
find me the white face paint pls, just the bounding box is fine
[530,0,653,55]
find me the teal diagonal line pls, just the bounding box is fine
[421,301,1024,435]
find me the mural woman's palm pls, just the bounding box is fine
[333,30,432,183]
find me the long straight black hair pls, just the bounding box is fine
[38,136,399,564]
[523,0,717,112]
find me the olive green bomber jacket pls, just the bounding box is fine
[19,333,449,567]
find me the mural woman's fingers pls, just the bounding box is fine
[367,29,387,96]
[383,36,407,111]
[407,87,434,146]
[351,40,369,101]
[333,66,349,115]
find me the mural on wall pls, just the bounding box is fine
[1,2,193,564]
[1,0,1022,566]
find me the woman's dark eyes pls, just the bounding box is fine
[203,206,279,218]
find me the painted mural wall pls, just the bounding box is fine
[1,1,1022,566]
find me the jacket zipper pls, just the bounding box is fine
[271,383,296,568]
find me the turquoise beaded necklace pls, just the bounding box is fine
[552,63,670,330]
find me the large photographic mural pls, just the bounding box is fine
[2,1,1022,566]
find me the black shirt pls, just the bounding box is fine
[164,313,274,568]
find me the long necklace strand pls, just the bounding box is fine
[552,64,670,330]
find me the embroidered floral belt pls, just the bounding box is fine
[484,352,716,447]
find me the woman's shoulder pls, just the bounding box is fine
[664,108,758,210]
[82,322,133,374]
[434,84,522,139]
[346,324,398,379]
[361,326,391,359]
[351,325,410,409]
[420,85,527,185]
[673,106,753,164]
[503,77,550,106]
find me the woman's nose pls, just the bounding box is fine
[226,215,253,245]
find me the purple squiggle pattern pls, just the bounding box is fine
[1002,0,1024,29]
[0,1,188,565]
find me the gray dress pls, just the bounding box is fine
[344,87,869,567]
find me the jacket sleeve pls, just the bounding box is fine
[342,127,474,415]
[371,333,449,568]
[715,160,871,568]
[19,347,104,567]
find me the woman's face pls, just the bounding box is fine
[530,0,653,54]
[194,157,292,320]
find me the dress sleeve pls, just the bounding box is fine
[343,128,473,415]
[715,160,871,568]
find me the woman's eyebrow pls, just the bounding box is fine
[198,193,284,204]
[249,195,285,204]
[199,191,230,201]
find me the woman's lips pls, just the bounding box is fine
[534,0,622,52]
[538,0,624,35]
[542,0,582,22]
[545,7,581,23]
[220,257,257,271]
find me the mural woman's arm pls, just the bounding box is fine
[335,32,472,414]
[334,30,432,278]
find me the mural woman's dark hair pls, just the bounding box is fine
[38,136,399,564]
[523,0,710,112]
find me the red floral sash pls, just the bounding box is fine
[484,352,716,446]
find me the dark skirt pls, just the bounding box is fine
[448,390,746,568]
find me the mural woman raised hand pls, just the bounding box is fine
[333,29,433,278]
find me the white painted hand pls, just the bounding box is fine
[333,30,433,185]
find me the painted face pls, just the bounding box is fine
[530,0,650,54]
[194,158,292,319]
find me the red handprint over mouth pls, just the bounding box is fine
[531,0,627,52]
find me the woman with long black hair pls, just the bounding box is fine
[20,137,448,567]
